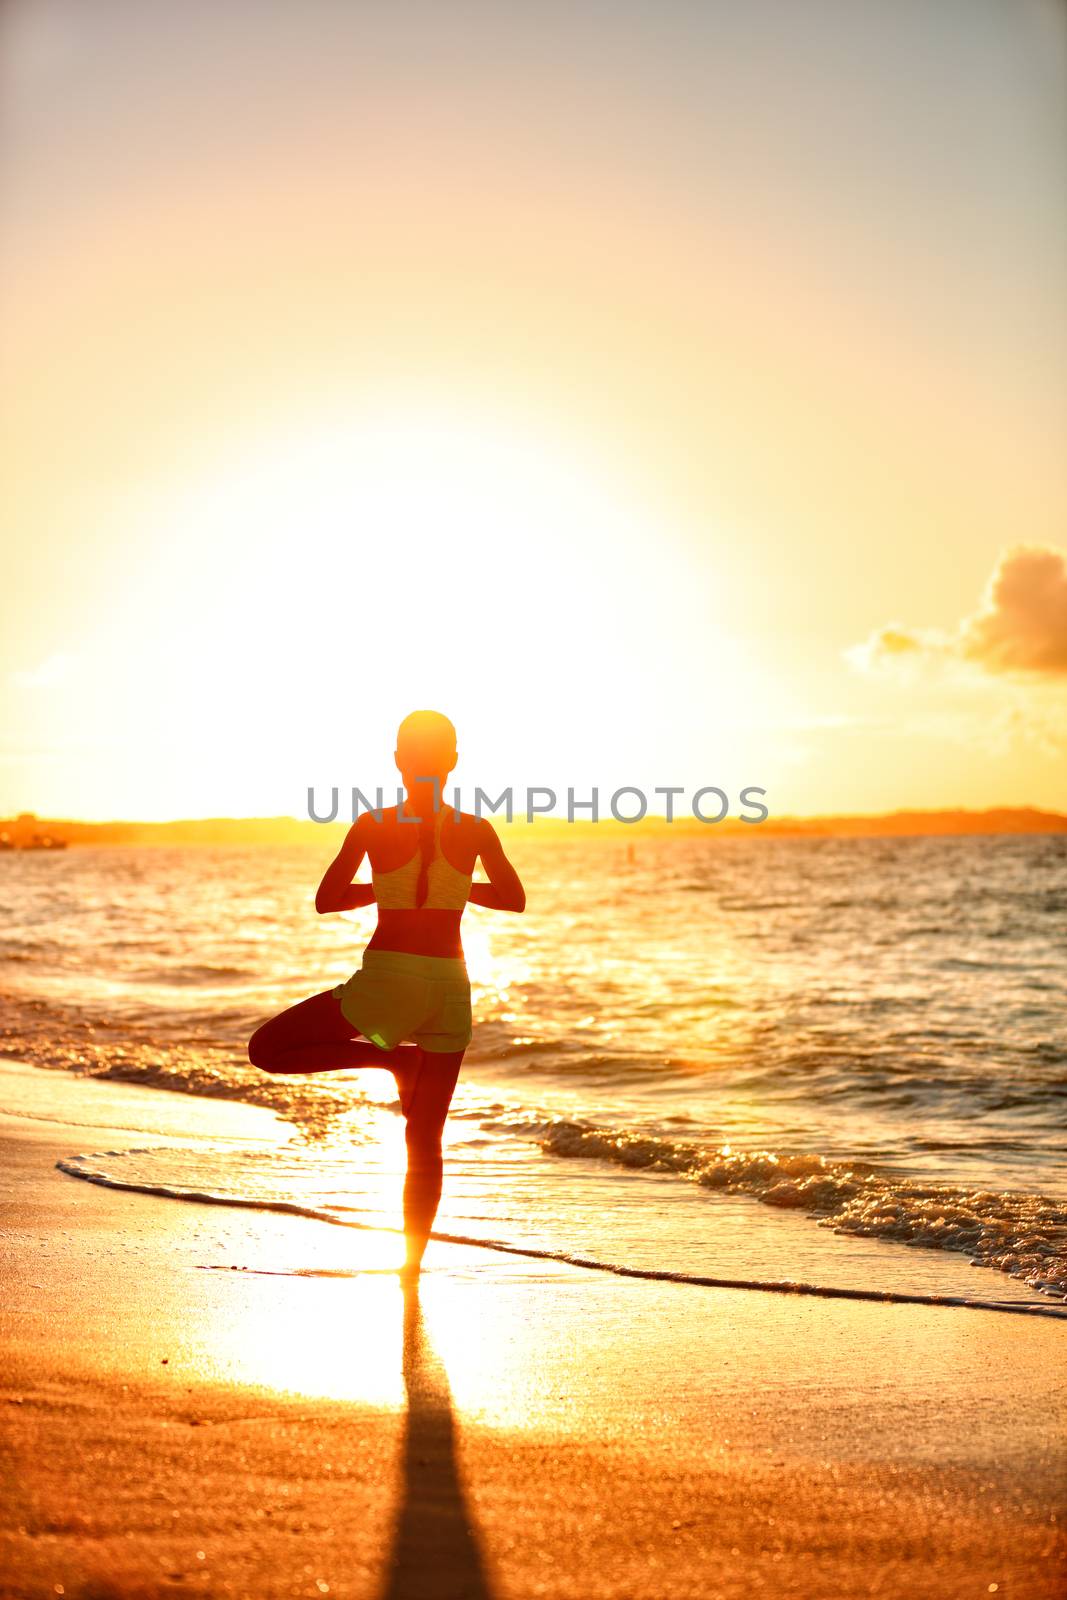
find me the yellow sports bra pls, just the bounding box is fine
[372,811,473,911]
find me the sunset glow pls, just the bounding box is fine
[3,0,1065,820]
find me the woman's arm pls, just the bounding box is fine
[315,819,374,913]
[468,820,526,912]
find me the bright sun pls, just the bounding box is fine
[93,404,771,816]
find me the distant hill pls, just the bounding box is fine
[749,807,1067,838]
[3,807,1065,846]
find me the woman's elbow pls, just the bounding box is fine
[314,890,333,915]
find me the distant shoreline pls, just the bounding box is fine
[2,806,1065,846]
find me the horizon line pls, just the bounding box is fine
[2,803,1065,842]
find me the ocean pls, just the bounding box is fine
[2,834,1065,1311]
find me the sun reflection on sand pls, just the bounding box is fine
[166,1200,565,1424]
[190,1239,408,1407]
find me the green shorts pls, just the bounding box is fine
[332,949,473,1054]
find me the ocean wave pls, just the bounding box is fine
[0,1034,381,1142]
[6,999,1067,1299]
[139,963,253,985]
[55,1153,1067,1320]
[503,1118,1067,1300]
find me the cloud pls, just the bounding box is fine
[848,545,1067,680]
[844,626,930,677]
[958,545,1067,675]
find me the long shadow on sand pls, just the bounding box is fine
[379,1284,494,1600]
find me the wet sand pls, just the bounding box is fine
[1,1062,1064,1599]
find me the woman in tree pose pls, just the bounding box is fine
[249,710,526,1279]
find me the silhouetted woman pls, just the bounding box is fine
[248,711,526,1279]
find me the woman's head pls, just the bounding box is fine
[395,710,457,801]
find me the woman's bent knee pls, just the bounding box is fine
[248,1025,279,1072]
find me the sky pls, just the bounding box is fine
[2,0,1065,820]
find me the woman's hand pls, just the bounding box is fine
[315,820,371,914]
[469,821,526,913]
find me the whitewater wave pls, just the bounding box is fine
[55,1152,1067,1320]
[11,1024,1067,1301]
[514,1118,1067,1300]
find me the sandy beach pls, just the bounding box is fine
[1,1060,1063,1600]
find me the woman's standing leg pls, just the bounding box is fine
[401,1049,464,1280]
